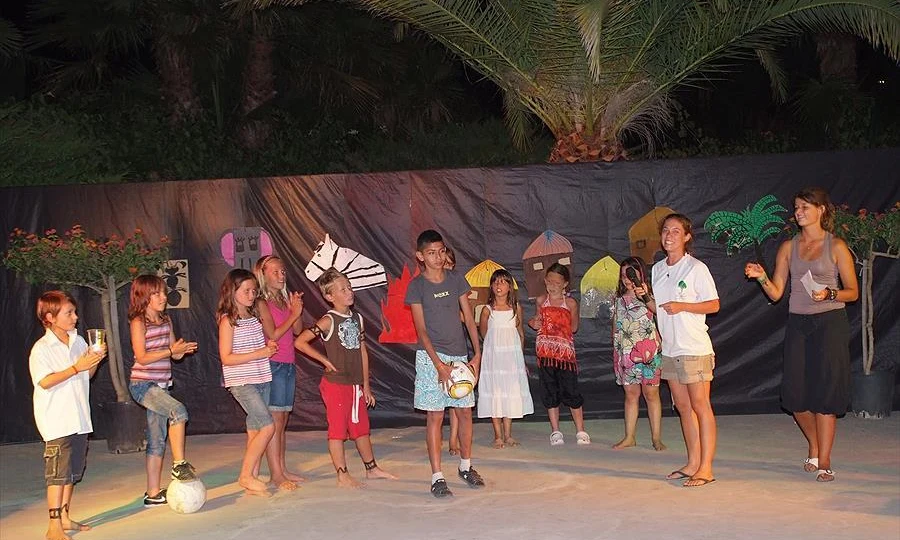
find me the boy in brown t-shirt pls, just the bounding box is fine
[294,268,396,487]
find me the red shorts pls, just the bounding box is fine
[319,378,370,441]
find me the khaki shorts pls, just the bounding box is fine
[661,354,715,384]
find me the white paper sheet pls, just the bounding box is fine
[800,270,825,298]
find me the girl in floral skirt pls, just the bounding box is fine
[611,257,665,451]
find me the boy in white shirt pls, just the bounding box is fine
[29,291,105,540]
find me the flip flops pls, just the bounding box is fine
[683,477,716,487]
[666,470,691,480]
[815,469,835,482]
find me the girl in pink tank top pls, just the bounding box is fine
[255,256,305,488]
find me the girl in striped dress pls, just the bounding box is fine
[217,269,279,495]
[128,275,199,506]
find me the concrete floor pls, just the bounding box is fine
[1,414,898,540]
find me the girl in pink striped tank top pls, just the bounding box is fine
[255,255,305,490]
[217,269,279,495]
[128,275,199,506]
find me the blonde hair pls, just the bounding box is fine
[254,255,289,302]
[316,267,348,297]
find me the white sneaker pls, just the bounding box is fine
[549,431,565,446]
[576,431,591,445]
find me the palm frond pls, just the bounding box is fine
[320,0,900,155]
[755,48,788,103]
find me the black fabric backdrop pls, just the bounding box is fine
[2,149,899,444]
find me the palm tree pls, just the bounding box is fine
[704,194,788,274]
[28,0,232,124]
[322,0,900,162]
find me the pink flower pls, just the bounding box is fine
[629,338,658,364]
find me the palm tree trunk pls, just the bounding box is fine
[816,34,858,83]
[154,39,203,124]
[548,129,626,163]
[237,30,276,151]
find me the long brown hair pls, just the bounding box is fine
[128,275,169,322]
[486,269,519,322]
[216,269,259,326]
[794,187,835,232]
[616,257,652,298]
[660,213,694,254]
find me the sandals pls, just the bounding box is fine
[803,457,819,473]
[815,469,835,482]
[576,431,591,445]
[549,431,565,446]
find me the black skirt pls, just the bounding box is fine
[781,309,850,415]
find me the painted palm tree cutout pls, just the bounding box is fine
[704,194,788,273]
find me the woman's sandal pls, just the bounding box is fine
[803,457,819,473]
[815,469,835,482]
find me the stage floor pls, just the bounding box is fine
[2,414,898,540]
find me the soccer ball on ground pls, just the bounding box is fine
[167,478,207,514]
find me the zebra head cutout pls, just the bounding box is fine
[304,234,387,291]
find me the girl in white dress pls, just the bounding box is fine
[477,269,534,448]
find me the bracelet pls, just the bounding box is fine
[756,275,768,286]
[828,287,838,301]
[70,365,78,377]
[168,346,174,357]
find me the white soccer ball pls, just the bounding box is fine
[167,478,207,514]
[443,361,476,399]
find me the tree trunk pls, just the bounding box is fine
[101,283,129,402]
[154,39,203,125]
[862,252,875,375]
[237,30,276,151]
[816,34,858,83]
[548,130,626,163]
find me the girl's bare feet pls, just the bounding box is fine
[503,437,520,447]
[284,470,306,483]
[270,477,298,491]
[239,475,270,494]
[365,466,398,480]
[652,439,667,451]
[492,438,505,449]
[612,437,636,450]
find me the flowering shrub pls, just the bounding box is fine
[831,202,900,377]
[832,202,900,261]
[4,225,170,403]
[4,225,169,291]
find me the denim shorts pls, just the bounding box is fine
[130,381,189,457]
[43,433,88,486]
[229,382,274,431]
[268,361,296,412]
